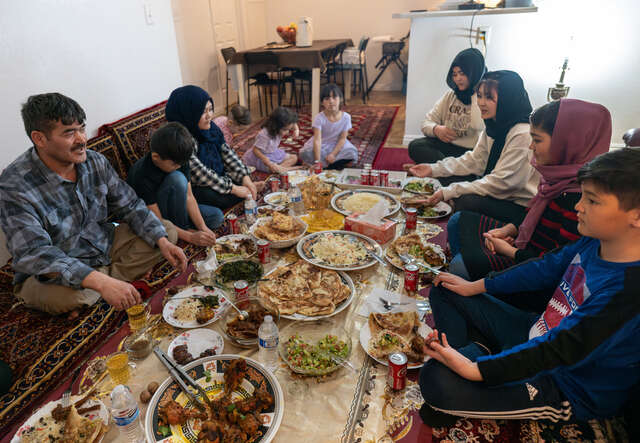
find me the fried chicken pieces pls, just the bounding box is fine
[157,358,274,443]
[258,260,351,316]
[254,212,304,242]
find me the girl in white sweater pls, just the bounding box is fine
[409,70,539,225]
[407,48,486,164]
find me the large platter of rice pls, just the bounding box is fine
[297,230,383,271]
[331,189,400,217]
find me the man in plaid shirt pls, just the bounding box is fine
[0,93,187,316]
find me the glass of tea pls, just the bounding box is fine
[126,303,148,331]
[106,352,131,385]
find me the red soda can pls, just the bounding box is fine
[387,352,408,390]
[370,170,380,186]
[227,213,239,234]
[257,239,270,264]
[360,169,371,185]
[269,177,280,193]
[234,280,249,307]
[405,207,417,231]
[380,170,389,187]
[280,173,289,190]
[404,263,419,292]
[313,161,323,174]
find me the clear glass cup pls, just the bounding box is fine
[106,352,131,385]
[126,303,148,331]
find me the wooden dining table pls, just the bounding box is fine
[229,39,354,119]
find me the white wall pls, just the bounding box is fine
[0,0,184,265]
[264,0,446,92]
[403,0,640,145]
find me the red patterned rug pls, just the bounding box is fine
[232,105,399,168]
[372,146,412,171]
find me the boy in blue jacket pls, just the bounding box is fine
[418,147,640,426]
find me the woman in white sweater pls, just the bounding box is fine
[407,48,486,164]
[409,70,539,225]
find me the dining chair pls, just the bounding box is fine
[342,37,370,103]
[244,52,294,116]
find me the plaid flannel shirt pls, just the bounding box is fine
[189,142,251,193]
[0,148,167,288]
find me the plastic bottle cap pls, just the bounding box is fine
[264,315,273,322]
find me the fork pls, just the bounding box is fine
[379,297,410,310]
[398,253,440,275]
[62,389,71,408]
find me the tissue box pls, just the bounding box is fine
[344,213,397,244]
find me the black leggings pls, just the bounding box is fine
[451,194,528,226]
[192,186,243,211]
[408,137,469,164]
[325,159,353,170]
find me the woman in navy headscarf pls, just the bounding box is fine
[407,48,487,164]
[165,85,261,209]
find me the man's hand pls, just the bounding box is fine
[231,184,252,199]
[433,272,485,297]
[425,189,444,206]
[408,164,433,177]
[434,125,458,143]
[189,228,217,247]
[326,152,337,164]
[242,176,258,200]
[423,330,482,381]
[157,237,187,273]
[82,271,140,311]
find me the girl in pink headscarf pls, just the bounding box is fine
[448,99,612,282]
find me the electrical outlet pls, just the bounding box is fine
[478,26,491,45]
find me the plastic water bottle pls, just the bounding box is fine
[258,315,279,372]
[244,197,257,225]
[287,185,304,216]
[110,385,145,443]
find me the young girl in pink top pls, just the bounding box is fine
[242,107,299,174]
[300,83,358,169]
[212,104,251,146]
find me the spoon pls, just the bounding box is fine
[398,252,441,275]
[226,298,249,320]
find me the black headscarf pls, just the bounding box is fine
[165,85,226,175]
[446,48,487,105]
[481,70,532,175]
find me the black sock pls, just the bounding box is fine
[418,403,458,428]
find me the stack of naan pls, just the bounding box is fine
[367,311,426,364]
[299,175,334,210]
[258,260,350,316]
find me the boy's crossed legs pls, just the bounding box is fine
[419,286,572,423]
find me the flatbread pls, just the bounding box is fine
[369,311,419,338]
[258,260,350,317]
[62,405,101,442]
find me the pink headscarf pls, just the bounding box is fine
[515,99,612,248]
